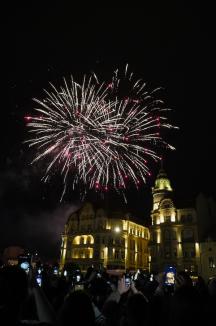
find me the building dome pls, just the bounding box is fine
[154,169,172,192]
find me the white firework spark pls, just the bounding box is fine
[25,66,177,200]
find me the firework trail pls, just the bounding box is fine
[25,65,177,200]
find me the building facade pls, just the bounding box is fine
[149,169,200,273]
[199,239,216,281]
[60,202,150,272]
[60,170,215,278]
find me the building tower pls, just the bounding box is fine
[149,168,200,273]
[152,168,173,212]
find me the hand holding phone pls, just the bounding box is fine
[18,255,31,274]
[164,266,176,286]
[125,274,131,287]
[36,275,42,287]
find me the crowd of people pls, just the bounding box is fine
[0,263,215,325]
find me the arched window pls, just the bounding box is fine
[73,236,80,245]
[160,199,174,210]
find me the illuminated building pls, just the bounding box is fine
[199,238,216,281]
[149,169,200,273]
[60,169,215,277]
[60,202,150,271]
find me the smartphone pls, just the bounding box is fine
[150,273,154,282]
[125,274,131,287]
[36,275,42,287]
[164,266,176,286]
[53,267,58,275]
[18,255,31,274]
[134,269,140,281]
[76,274,81,282]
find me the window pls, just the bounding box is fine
[209,257,215,268]
[160,199,173,209]
[181,215,186,223]
[186,214,193,222]
[164,246,171,258]
[164,216,171,223]
[164,230,170,240]
[152,231,157,242]
[130,253,135,264]
[130,239,135,250]
[115,250,119,260]
[172,230,177,240]
[182,229,194,241]
[80,237,84,245]
[108,248,113,259]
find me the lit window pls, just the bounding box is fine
[209,257,215,269]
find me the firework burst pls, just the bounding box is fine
[25,65,177,200]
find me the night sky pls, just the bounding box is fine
[1,4,215,260]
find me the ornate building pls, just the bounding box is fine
[60,202,150,271]
[60,169,215,277]
[149,169,200,273]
